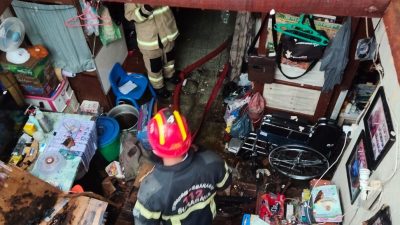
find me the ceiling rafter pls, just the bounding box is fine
[107,0,390,17]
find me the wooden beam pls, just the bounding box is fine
[106,0,390,17]
[384,0,400,84]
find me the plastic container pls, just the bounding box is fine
[107,104,139,133]
[97,116,121,162]
[35,109,52,133]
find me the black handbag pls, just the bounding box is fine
[247,13,276,84]
[272,15,328,79]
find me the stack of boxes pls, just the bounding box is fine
[1,54,59,97]
[0,46,79,113]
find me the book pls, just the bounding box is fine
[311,185,343,223]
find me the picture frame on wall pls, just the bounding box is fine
[363,86,396,170]
[364,205,391,225]
[346,131,370,204]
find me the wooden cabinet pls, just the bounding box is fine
[68,72,115,112]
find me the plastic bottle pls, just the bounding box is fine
[35,109,52,133]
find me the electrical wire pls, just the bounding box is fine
[349,18,399,222]
[371,19,399,185]
[305,131,349,224]
[382,127,399,184]
[311,131,349,191]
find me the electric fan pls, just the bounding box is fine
[0,17,30,64]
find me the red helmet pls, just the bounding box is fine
[147,108,192,158]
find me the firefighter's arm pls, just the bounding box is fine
[133,184,162,225]
[124,3,153,23]
[133,200,162,225]
[215,161,232,191]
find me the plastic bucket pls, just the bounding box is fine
[97,116,120,162]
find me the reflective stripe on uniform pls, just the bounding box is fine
[138,6,167,19]
[134,8,146,22]
[162,193,216,222]
[216,163,229,188]
[148,75,163,83]
[134,200,161,220]
[164,64,175,69]
[210,198,217,218]
[137,30,179,48]
[153,6,170,15]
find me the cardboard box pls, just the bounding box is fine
[13,60,54,86]
[0,54,49,77]
[24,79,71,112]
[19,74,59,97]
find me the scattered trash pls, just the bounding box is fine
[105,161,124,179]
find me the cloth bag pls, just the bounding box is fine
[247,13,276,84]
[273,15,328,79]
[99,6,122,46]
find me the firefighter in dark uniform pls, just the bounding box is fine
[125,4,180,98]
[133,108,232,225]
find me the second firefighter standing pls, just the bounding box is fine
[125,4,180,98]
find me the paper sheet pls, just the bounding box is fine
[118,80,137,95]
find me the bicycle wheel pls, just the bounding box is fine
[269,144,329,180]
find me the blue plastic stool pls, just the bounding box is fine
[109,63,156,110]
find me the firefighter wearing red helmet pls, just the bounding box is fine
[133,108,232,225]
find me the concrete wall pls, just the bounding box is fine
[332,19,400,224]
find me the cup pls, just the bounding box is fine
[359,168,371,181]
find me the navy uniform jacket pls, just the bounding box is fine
[133,149,232,225]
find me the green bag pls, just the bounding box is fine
[99,6,122,46]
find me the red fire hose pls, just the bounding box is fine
[172,38,231,140]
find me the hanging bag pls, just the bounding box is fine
[248,92,265,123]
[247,13,276,84]
[273,14,329,79]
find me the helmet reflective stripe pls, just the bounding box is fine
[154,113,165,145]
[173,110,187,141]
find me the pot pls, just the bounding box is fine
[108,104,139,132]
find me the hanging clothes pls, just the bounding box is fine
[12,0,95,73]
[320,17,352,92]
[229,12,254,81]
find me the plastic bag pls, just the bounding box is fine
[99,6,122,46]
[248,92,265,122]
[230,113,251,139]
[79,0,99,36]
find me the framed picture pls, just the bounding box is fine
[346,131,370,204]
[363,205,391,225]
[363,86,396,170]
